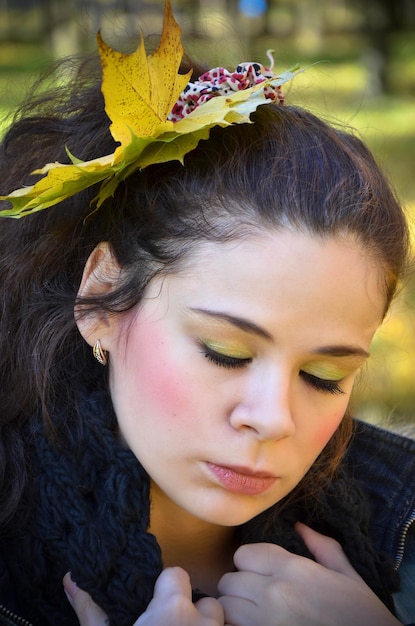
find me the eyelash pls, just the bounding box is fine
[200,344,252,370]
[200,343,345,395]
[300,371,345,395]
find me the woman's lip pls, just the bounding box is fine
[206,462,277,495]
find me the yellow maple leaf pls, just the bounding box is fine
[98,0,191,148]
[0,0,302,218]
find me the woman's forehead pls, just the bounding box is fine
[137,230,385,347]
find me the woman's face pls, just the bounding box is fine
[86,230,385,526]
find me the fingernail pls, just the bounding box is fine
[63,571,78,600]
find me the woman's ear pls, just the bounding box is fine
[75,242,121,347]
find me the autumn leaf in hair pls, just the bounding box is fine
[0,0,301,218]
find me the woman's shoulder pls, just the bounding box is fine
[345,419,415,623]
[345,419,415,533]
[345,419,415,556]
[393,522,415,624]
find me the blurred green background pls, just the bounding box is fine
[1,0,415,432]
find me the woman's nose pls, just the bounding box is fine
[229,374,295,441]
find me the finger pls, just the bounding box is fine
[232,542,286,576]
[152,566,193,600]
[219,595,256,626]
[218,570,263,603]
[63,573,109,626]
[195,597,225,624]
[295,522,363,582]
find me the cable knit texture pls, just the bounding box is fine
[1,384,399,625]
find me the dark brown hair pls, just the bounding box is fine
[0,55,409,524]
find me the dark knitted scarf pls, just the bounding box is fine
[2,386,399,626]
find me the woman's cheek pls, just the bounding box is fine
[310,408,346,450]
[125,322,196,420]
[142,363,192,419]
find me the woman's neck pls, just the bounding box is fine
[149,482,237,597]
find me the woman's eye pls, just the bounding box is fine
[201,343,253,370]
[300,370,345,395]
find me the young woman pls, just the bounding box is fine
[0,2,413,625]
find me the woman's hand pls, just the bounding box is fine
[217,522,403,626]
[64,524,403,626]
[134,567,224,626]
[64,567,224,626]
[63,573,109,626]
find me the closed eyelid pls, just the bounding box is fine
[201,339,254,359]
[301,362,352,380]
[188,309,370,362]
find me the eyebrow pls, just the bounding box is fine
[189,307,370,359]
[313,346,370,359]
[189,307,273,341]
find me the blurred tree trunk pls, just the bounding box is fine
[359,0,407,95]
[292,0,323,55]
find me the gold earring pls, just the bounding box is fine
[93,340,108,366]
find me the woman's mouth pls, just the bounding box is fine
[206,462,278,495]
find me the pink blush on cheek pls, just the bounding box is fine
[310,410,345,449]
[122,319,194,421]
